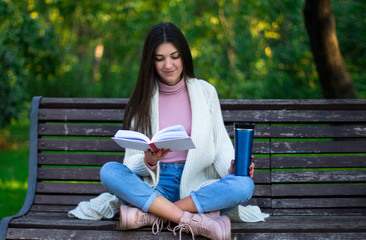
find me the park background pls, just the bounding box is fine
[1,0,365,219]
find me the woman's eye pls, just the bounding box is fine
[171,54,180,59]
[155,57,164,62]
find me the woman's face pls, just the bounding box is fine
[154,42,183,86]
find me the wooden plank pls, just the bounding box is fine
[252,185,271,197]
[8,215,366,233]
[35,182,270,197]
[38,153,124,166]
[226,125,366,138]
[38,138,271,154]
[246,156,270,169]
[36,182,107,194]
[38,109,124,122]
[222,110,366,123]
[40,97,129,109]
[219,99,366,110]
[6,228,207,240]
[30,205,75,213]
[38,168,101,181]
[39,108,366,123]
[39,98,366,110]
[231,216,366,232]
[256,125,366,138]
[272,170,366,183]
[39,123,123,136]
[272,184,366,197]
[272,155,366,168]
[8,212,117,230]
[38,139,122,152]
[271,141,366,154]
[36,167,270,183]
[7,228,366,240]
[272,197,366,208]
[273,208,366,216]
[34,194,97,205]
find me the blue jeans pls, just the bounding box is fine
[100,161,254,214]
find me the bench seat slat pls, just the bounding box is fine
[8,212,117,230]
[272,156,366,168]
[222,110,366,123]
[30,205,75,213]
[34,194,98,205]
[37,167,271,183]
[39,97,129,109]
[8,214,366,233]
[35,182,271,197]
[255,125,366,138]
[41,124,366,138]
[38,153,270,169]
[273,208,366,216]
[39,123,122,137]
[272,197,366,208]
[219,99,366,110]
[38,168,101,181]
[272,170,366,183]
[39,109,124,122]
[38,153,124,166]
[38,138,271,153]
[39,109,366,123]
[36,182,107,194]
[272,184,366,197]
[6,228,206,240]
[271,140,366,154]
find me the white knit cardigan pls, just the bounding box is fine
[123,78,234,199]
[68,78,269,222]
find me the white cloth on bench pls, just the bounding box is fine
[68,192,269,222]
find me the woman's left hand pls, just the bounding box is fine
[228,156,255,178]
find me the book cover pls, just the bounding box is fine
[112,125,195,152]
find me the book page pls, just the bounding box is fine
[114,130,151,143]
[151,125,189,142]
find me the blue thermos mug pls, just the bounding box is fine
[234,122,255,176]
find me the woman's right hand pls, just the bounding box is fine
[144,148,170,167]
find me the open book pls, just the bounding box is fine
[112,124,195,152]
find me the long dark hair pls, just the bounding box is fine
[123,22,196,137]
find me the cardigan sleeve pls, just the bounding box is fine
[208,86,234,177]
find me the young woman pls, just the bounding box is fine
[100,22,254,240]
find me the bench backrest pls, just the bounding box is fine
[30,97,366,216]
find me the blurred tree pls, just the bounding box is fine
[303,0,357,98]
[1,0,365,132]
[0,0,62,129]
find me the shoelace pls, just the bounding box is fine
[151,217,164,235]
[172,223,195,240]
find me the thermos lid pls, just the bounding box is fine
[234,122,255,130]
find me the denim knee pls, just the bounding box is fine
[100,161,122,187]
[236,176,254,204]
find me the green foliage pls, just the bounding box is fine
[0,0,62,128]
[1,0,365,129]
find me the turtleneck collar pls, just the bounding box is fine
[158,77,186,95]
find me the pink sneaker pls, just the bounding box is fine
[173,211,231,240]
[119,205,164,234]
[206,211,231,239]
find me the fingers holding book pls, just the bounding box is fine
[144,148,170,167]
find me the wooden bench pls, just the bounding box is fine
[1,97,366,240]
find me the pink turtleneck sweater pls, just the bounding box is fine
[158,79,192,163]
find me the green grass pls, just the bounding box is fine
[0,120,29,220]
